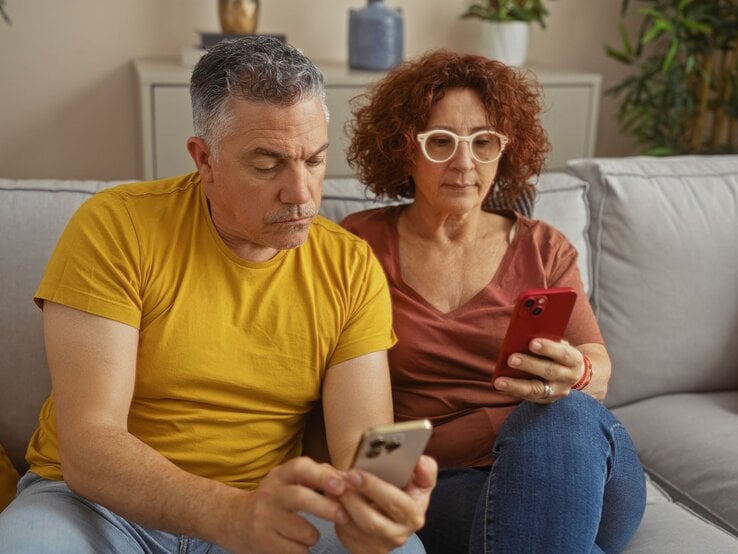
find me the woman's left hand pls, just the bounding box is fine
[492,338,587,403]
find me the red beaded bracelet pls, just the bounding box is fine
[573,355,593,390]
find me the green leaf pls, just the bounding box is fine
[646,146,675,156]
[0,0,10,26]
[640,8,669,22]
[685,55,696,74]
[618,21,633,56]
[681,19,711,34]
[642,20,673,45]
[662,39,680,72]
[605,46,634,64]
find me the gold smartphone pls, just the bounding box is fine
[350,419,433,488]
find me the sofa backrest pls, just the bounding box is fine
[568,156,738,407]
[532,173,591,293]
[321,173,592,293]
[0,179,117,472]
[0,173,591,474]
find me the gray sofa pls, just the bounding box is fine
[1,155,737,552]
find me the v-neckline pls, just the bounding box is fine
[389,206,519,319]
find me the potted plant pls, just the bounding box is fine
[461,1,555,66]
[606,0,738,155]
[461,0,553,28]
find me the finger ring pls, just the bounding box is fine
[541,382,552,400]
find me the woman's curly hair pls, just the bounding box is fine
[346,50,551,205]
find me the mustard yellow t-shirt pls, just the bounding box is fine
[28,173,395,489]
[0,444,19,511]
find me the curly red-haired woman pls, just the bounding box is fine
[342,50,646,553]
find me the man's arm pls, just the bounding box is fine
[321,351,394,470]
[45,301,349,553]
[322,352,437,552]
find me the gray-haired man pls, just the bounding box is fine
[0,37,436,553]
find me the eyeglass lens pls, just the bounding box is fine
[423,131,502,163]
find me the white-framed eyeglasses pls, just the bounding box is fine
[416,129,508,164]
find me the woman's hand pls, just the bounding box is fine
[492,338,591,403]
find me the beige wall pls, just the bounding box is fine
[0,0,638,180]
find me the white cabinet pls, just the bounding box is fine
[135,61,194,180]
[532,67,602,171]
[135,59,600,180]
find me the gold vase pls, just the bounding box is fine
[218,0,259,34]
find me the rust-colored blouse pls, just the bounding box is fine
[342,205,603,468]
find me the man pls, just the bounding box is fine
[0,37,436,553]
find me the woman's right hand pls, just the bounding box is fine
[493,338,609,403]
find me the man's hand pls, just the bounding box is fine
[222,457,350,554]
[333,455,437,553]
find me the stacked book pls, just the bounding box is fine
[181,32,287,66]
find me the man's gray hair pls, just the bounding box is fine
[190,36,328,152]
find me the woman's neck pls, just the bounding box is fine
[401,202,499,244]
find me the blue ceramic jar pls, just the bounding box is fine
[348,0,404,71]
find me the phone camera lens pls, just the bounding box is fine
[385,439,401,453]
[524,298,535,308]
[532,307,543,316]
[366,447,381,458]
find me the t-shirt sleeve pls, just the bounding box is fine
[546,232,603,346]
[34,191,143,328]
[328,239,396,367]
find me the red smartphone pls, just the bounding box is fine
[493,287,577,381]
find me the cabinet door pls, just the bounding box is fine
[539,84,598,170]
[325,86,364,178]
[152,85,196,179]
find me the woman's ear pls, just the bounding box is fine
[187,136,214,183]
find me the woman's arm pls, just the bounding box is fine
[575,342,611,401]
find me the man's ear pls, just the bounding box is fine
[187,136,214,183]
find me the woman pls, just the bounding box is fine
[341,50,646,553]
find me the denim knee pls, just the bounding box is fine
[493,391,619,463]
[503,390,612,435]
[480,393,645,553]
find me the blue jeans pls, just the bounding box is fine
[418,391,646,553]
[0,472,425,553]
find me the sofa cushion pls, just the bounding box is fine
[626,474,738,551]
[625,499,738,553]
[534,172,591,294]
[567,156,738,407]
[319,179,402,222]
[0,179,118,472]
[613,391,738,536]
[320,174,592,293]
